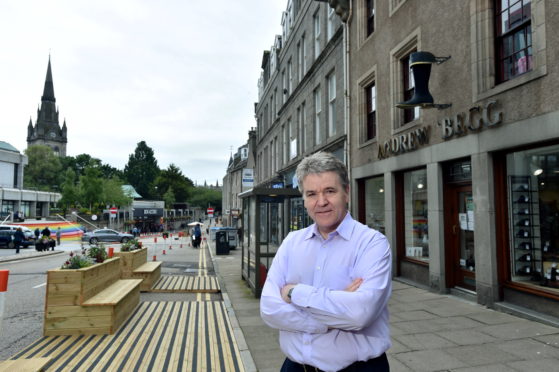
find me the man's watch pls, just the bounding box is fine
[287,287,294,299]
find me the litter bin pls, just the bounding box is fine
[215,231,229,255]
[210,227,222,241]
[222,227,238,249]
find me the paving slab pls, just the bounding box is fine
[437,329,498,345]
[393,349,468,371]
[444,344,520,366]
[506,357,559,371]
[480,320,559,340]
[495,338,559,360]
[393,332,457,350]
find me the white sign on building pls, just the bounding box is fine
[242,168,254,187]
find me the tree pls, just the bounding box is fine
[102,178,132,207]
[188,186,222,211]
[23,145,62,191]
[59,168,80,212]
[79,165,103,211]
[163,187,176,209]
[155,163,194,202]
[123,141,160,199]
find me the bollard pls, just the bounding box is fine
[153,255,157,261]
[169,245,172,250]
[108,247,114,258]
[180,244,183,248]
[154,237,158,243]
[163,249,166,255]
[0,270,9,334]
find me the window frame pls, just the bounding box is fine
[365,81,377,141]
[327,72,337,137]
[314,87,322,146]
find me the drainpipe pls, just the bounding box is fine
[343,4,353,210]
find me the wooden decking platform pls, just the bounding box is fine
[9,301,244,372]
[151,275,221,293]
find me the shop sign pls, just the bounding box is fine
[378,126,430,159]
[133,208,163,218]
[231,209,240,217]
[242,168,254,187]
[438,100,503,140]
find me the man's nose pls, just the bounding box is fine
[317,192,328,205]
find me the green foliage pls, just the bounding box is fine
[80,165,104,210]
[121,238,142,252]
[87,243,108,263]
[124,141,160,199]
[163,187,176,208]
[23,145,62,191]
[188,186,222,209]
[102,178,132,207]
[61,251,94,269]
[155,164,194,202]
[59,168,79,212]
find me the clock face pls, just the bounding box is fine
[49,131,56,138]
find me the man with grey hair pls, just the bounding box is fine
[261,152,391,371]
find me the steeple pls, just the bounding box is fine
[41,56,56,103]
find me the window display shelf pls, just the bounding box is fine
[509,176,542,280]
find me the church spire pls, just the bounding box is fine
[41,56,56,103]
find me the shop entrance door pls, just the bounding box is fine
[444,184,476,291]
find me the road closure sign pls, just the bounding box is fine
[207,207,214,218]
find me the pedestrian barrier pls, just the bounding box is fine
[115,247,162,292]
[43,257,142,336]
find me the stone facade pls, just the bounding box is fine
[349,0,558,317]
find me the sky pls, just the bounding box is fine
[0,1,287,186]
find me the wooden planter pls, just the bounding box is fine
[115,247,148,277]
[115,247,161,291]
[44,257,141,336]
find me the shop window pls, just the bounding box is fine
[495,0,532,83]
[506,143,559,292]
[403,168,429,261]
[365,176,385,234]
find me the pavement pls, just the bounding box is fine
[2,236,559,371]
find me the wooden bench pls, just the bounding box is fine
[0,357,52,372]
[44,257,142,336]
[115,247,161,291]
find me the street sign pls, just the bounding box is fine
[207,207,214,218]
[110,207,118,219]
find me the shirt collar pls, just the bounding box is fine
[304,212,354,241]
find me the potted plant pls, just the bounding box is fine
[60,251,94,269]
[87,243,108,263]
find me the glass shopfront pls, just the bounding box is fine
[506,143,559,292]
[289,197,311,231]
[364,176,385,234]
[403,168,429,261]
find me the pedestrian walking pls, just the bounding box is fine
[14,227,25,254]
[260,152,392,372]
[34,228,40,239]
[56,227,61,246]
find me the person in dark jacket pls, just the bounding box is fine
[14,227,25,254]
[41,226,51,237]
[34,228,40,239]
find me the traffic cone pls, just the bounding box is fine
[163,249,166,255]
[153,255,157,261]
[180,244,183,248]
[169,245,172,250]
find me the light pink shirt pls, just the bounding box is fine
[260,213,392,372]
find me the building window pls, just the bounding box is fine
[366,0,375,36]
[314,87,322,145]
[314,11,321,59]
[327,73,336,137]
[401,51,419,124]
[365,176,385,234]
[282,70,287,104]
[283,124,288,164]
[506,143,559,293]
[403,168,429,262]
[327,7,335,40]
[302,34,307,75]
[297,41,302,82]
[289,118,297,160]
[495,0,532,83]
[365,82,376,140]
[288,59,293,94]
[301,102,307,152]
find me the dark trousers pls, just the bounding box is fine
[280,353,389,372]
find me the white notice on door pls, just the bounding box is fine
[459,213,468,230]
[467,211,475,231]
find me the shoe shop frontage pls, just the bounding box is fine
[352,102,559,320]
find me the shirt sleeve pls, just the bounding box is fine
[260,234,328,334]
[290,232,392,332]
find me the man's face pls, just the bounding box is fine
[302,171,349,237]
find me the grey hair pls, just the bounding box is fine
[295,152,349,194]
